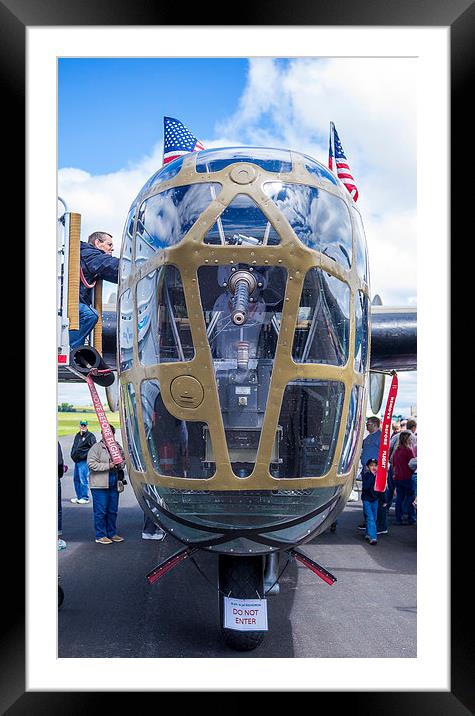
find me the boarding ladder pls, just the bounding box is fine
[57,197,104,383]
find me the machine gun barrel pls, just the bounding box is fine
[229,270,257,325]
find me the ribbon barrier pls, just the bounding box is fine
[85,371,123,465]
[374,371,399,492]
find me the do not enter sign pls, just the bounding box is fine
[224,597,268,631]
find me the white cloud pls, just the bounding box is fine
[366,211,417,305]
[217,57,417,307]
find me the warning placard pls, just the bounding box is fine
[224,597,268,631]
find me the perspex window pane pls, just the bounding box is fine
[270,380,345,478]
[354,291,369,373]
[120,206,135,281]
[140,156,187,194]
[122,383,145,472]
[135,183,221,255]
[264,183,353,269]
[198,264,287,477]
[196,147,292,173]
[141,379,214,479]
[204,194,280,246]
[292,268,350,366]
[352,207,369,283]
[137,266,194,366]
[303,155,339,186]
[119,289,133,371]
[338,385,365,474]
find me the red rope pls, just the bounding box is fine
[80,267,96,289]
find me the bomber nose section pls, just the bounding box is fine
[117,146,370,552]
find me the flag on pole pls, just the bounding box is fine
[328,121,359,202]
[163,116,205,165]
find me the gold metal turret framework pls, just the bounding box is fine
[118,151,370,490]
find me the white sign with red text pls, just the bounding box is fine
[224,597,268,631]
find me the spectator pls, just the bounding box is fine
[390,420,401,442]
[357,416,382,531]
[69,231,119,351]
[406,419,417,450]
[386,421,402,511]
[70,420,96,504]
[409,454,417,509]
[362,459,379,545]
[87,425,126,545]
[392,430,417,525]
[360,416,382,470]
[142,514,166,541]
[58,442,67,550]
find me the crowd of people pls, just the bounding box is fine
[59,414,417,550]
[357,416,417,545]
[58,421,165,549]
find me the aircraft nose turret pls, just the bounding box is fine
[117,146,370,553]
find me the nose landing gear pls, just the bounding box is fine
[218,554,266,652]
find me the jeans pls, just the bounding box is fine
[69,303,99,351]
[386,466,395,510]
[363,499,379,541]
[411,472,417,496]
[58,479,62,535]
[143,514,159,535]
[376,498,388,532]
[73,460,90,500]
[91,473,119,539]
[395,479,416,524]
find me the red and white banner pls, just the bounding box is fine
[375,372,399,492]
[86,373,123,465]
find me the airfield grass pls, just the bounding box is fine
[57,409,120,436]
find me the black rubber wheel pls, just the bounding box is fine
[58,584,64,609]
[218,554,266,651]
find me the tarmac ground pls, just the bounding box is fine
[58,432,417,658]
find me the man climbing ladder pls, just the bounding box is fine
[69,231,119,351]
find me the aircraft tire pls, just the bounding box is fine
[58,584,64,609]
[218,554,265,651]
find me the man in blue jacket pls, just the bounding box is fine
[357,416,383,532]
[69,231,119,351]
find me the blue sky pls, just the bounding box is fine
[58,56,417,415]
[59,58,249,173]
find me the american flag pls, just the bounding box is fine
[328,121,359,202]
[163,116,205,165]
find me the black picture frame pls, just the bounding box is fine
[3,0,467,711]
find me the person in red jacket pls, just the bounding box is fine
[392,430,417,525]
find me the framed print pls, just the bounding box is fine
[2,0,470,710]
